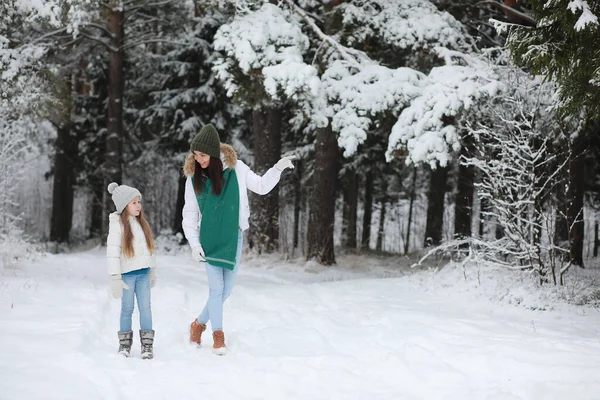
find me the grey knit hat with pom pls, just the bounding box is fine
[190,124,221,158]
[107,182,142,214]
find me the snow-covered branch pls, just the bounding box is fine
[339,0,474,51]
[281,0,365,69]
[567,0,599,31]
[323,62,425,156]
[386,49,504,166]
[212,3,319,107]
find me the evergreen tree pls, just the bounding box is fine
[506,1,599,118]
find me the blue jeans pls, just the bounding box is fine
[197,230,243,332]
[120,268,152,332]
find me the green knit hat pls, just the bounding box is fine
[190,124,221,158]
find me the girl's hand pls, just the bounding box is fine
[110,275,129,299]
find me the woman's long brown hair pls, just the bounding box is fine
[119,208,155,258]
[193,156,224,196]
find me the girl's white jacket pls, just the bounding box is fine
[106,212,157,276]
[181,143,282,249]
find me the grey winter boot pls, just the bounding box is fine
[140,330,155,360]
[117,331,133,357]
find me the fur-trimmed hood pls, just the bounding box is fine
[183,143,238,177]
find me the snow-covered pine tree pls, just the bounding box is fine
[333,0,466,251]
[333,0,480,248]
[506,0,600,119]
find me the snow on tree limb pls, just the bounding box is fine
[567,0,599,31]
[213,3,319,105]
[339,0,474,51]
[386,48,503,167]
[323,61,425,156]
[281,0,366,69]
[13,0,61,26]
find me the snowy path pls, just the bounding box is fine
[1,250,600,400]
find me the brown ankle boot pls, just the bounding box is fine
[212,330,227,355]
[189,320,206,345]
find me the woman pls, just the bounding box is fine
[182,123,294,355]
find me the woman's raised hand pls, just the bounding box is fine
[275,155,296,171]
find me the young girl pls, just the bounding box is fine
[182,124,295,355]
[106,182,157,359]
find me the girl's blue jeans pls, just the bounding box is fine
[120,268,152,332]
[197,230,243,332]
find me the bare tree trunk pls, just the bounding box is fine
[343,169,358,250]
[532,136,546,280]
[342,188,348,243]
[376,197,387,252]
[568,130,586,267]
[555,181,569,248]
[424,165,448,247]
[361,171,374,250]
[50,123,77,243]
[104,4,125,231]
[405,166,417,255]
[293,159,302,254]
[454,138,474,239]
[306,124,337,265]
[249,107,282,254]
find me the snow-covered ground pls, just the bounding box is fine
[1,248,600,400]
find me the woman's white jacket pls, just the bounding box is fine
[181,143,282,249]
[106,212,157,276]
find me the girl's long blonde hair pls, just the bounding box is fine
[119,209,155,258]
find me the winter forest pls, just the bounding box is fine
[2,0,600,399]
